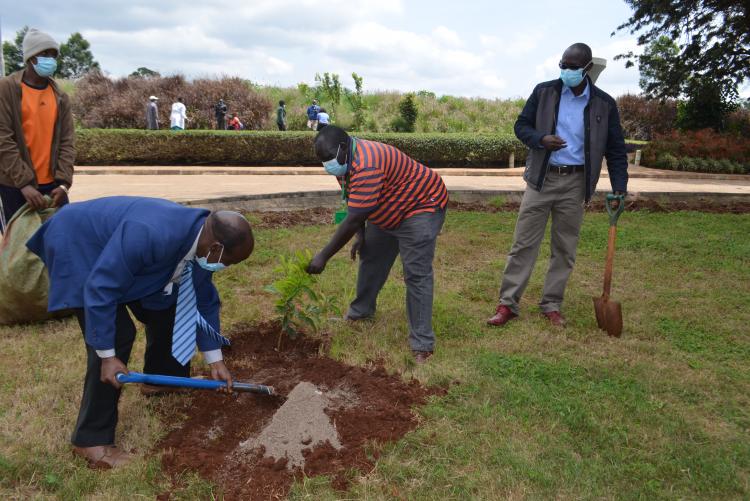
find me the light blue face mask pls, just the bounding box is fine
[322,143,348,176]
[196,245,227,272]
[33,56,58,78]
[560,63,590,88]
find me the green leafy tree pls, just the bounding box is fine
[392,93,418,132]
[2,26,28,75]
[346,72,367,131]
[677,76,738,130]
[57,32,99,79]
[615,0,749,100]
[637,36,686,98]
[315,72,342,119]
[129,66,161,78]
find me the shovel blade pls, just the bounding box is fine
[592,296,623,337]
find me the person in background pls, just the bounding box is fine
[146,96,159,130]
[487,43,628,329]
[316,107,330,130]
[27,196,255,469]
[170,97,188,130]
[277,100,287,131]
[0,28,74,234]
[215,98,228,130]
[228,113,243,131]
[306,99,320,130]
[307,126,448,365]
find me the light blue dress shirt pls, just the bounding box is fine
[549,82,590,166]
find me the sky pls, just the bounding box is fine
[0,0,712,99]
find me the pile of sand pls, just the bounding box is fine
[240,381,342,469]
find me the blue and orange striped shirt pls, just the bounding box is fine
[344,139,448,230]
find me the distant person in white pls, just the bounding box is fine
[170,97,188,130]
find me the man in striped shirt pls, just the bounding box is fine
[307,126,448,364]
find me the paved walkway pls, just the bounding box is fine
[68,165,750,204]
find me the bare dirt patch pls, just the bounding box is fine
[157,323,436,500]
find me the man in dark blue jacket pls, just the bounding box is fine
[27,196,254,468]
[488,43,628,328]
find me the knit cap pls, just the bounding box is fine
[22,28,59,63]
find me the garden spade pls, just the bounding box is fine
[116,372,275,395]
[593,194,625,337]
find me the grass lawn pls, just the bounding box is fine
[1,208,749,500]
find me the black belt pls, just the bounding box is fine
[549,164,584,175]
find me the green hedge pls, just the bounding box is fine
[74,129,527,167]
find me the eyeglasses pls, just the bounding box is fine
[559,61,591,71]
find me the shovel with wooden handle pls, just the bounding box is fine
[593,193,625,337]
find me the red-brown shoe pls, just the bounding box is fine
[487,305,518,326]
[412,351,433,364]
[542,311,566,327]
[73,445,133,469]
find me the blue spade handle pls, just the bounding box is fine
[115,372,274,395]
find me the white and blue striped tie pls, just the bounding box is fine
[171,261,230,365]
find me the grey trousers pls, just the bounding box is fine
[499,171,585,314]
[347,209,446,352]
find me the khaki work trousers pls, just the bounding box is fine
[499,170,585,315]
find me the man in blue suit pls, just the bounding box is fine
[27,196,255,469]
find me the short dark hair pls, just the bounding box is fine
[566,43,593,62]
[279,100,285,106]
[177,97,183,102]
[319,107,326,113]
[314,125,348,161]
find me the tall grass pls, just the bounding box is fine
[256,85,524,133]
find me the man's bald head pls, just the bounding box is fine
[198,211,254,266]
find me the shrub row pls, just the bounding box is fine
[74,129,527,167]
[654,154,748,174]
[72,73,272,130]
[643,128,750,174]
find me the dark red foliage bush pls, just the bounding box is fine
[616,94,677,141]
[643,128,750,169]
[72,72,272,130]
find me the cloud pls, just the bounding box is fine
[480,33,538,57]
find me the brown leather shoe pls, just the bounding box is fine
[487,304,518,326]
[73,445,133,469]
[412,351,433,364]
[542,311,566,327]
[140,384,189,397]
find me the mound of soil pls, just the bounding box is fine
[157,324,435,500]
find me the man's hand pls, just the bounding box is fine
[307,253,327,274]
[541,135,567,151]
[209,360,233,393]
[350,231,365,261]
[20,185,47,210]
[100,356,128,389]
[50,186,69,208]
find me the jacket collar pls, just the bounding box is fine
[10,69,62,96]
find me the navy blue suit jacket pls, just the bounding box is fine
[27,196,222,352]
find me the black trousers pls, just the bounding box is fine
[71,301,188,447]
[0,182,64,234]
